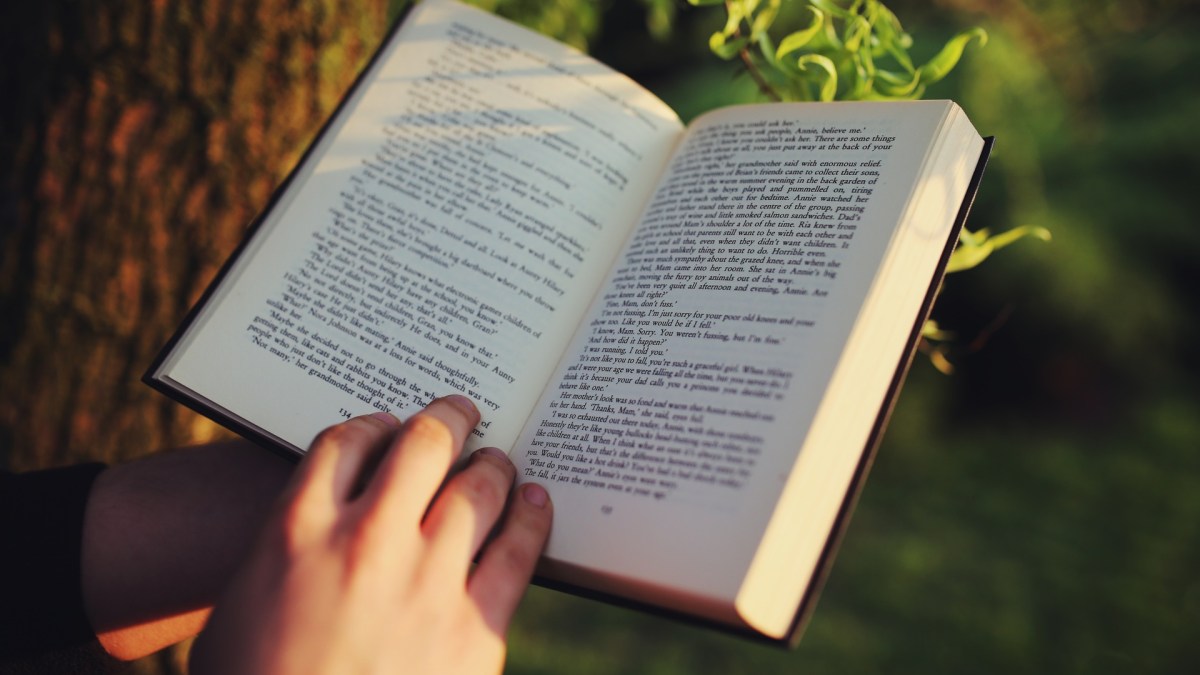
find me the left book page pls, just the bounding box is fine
[147,0,682,454]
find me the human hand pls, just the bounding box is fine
[189,395,552,675]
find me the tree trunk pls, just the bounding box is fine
[0,2,389,671]
[0,0,390,477]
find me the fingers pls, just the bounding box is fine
[286,394,551,643]
[420,447,517,578]
[287,412,403,518]
[356,395,481,531]
[467,483,553,635]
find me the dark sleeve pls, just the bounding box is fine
[0,463,124,674]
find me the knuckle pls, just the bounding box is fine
[275,496,320,554]
[310,422,357,450]
[507,501,552,544]
[488,536,537,578]
[472,449,516,480]
[454,467,508,510]
[402,414,454,447]
[481,502,550,571]
[339,515,381,569]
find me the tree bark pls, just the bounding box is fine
[0,0,387,468]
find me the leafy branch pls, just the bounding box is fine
[691,0,987,103]
[690,0,1050,372]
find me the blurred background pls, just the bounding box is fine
[2,0,1196,673]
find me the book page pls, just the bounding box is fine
[512,101,954,606]
[736,105,982,636]
[160,0,681,452]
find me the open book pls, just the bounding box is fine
[146,0,989,643]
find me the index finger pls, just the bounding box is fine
[355,395,480,530]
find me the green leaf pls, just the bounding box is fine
[728,0,755,22]
[958,226,991,247]
[916,27,987,85]
[820,16,843,51]
[921,319,953,341]
[757,31,779,67]
[809,0,851,19]
[775,7,824,61]
[750,0,780,40]
[796,54,838,101]
[858,40,876,76]
[946,225,1050,273]
[946,242,993,273]
[685,0,726,6]
[987,224,1052,249]
[846,57,873,99]
[721,2,746,35]
[874,68,922,97]
[883,40,915,73]
[843,15,871,52]
[871,3,906,44]
[710,32,749,59]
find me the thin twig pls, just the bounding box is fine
[967,304,1015,353]
[739,48,783,102]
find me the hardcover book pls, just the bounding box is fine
[146,0,991,643]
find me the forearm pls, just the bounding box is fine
[80,439,293,660]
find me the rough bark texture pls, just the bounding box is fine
[0,0,390,478]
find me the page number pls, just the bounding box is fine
[601,505,613,515]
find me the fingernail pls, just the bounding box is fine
[522,483,549,508]
[369,411,401,427]
[440,394,478,418]
[475,446,511,464]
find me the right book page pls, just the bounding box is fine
[510,100,983,636]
